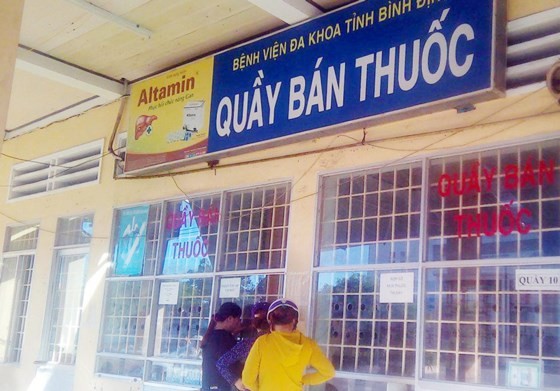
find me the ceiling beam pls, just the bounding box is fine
[15,47,125,100]
[5,96,110,138]
[247,0,322,24]
[65,0,152,38]
[0,0,24,138]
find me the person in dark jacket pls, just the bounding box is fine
[216,302,270,390]
[201,302,242,391]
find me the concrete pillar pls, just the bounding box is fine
[0,0,25,143]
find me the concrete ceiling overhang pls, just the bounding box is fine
[247,0,322,24]
[7,0,326,137]
[8,1,559,138]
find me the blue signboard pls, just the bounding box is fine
[208,0,503,154]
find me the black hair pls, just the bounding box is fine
[200,315,216,349]
[252,309,270,331]
[268,306,298,329]
[200,302,241,348]
[214,302,242,322]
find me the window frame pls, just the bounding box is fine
[0,253,35,363]
[313,161,424,386]
[96,182,291,388]
[41,214,93,365]
[311,137,560,390]
[0,224,40,364]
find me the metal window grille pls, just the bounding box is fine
[145,204,164,275]
[216,273,284,311]
[427,139,560,261]
[0,254,35,363]
[55,214,94,247]
[100,280,153,356]
[220,183,291,271]
[424,265,560,386]
[315,163,421,378]
[97,183,290,384]
[97,204,162,377]
[149,273,284,387]
[314,139,560,388]
[45,250,88,364]
[318,164,422,267]
[154,278,213,360]
[43,215,92,365]
[0,224,39,363]
[162,196,220,274]
[3,224,40,252]
[315,270,417,377]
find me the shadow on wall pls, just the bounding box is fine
[27,364,74,391]
[311,379,411,391]
[92,374,143,391]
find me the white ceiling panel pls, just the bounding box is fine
[3,0,374,133]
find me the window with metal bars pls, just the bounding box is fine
[220,183,290,271]
[318,165,422,267]
[313,139,560,389]
[314,163,422,382]
[43,215,92,365]
[315,270,417,376]
[427,139,560,260]
[424,265,560,387]
[97,182,290,387]
[97,204,162,378]
[0,224,39,363]
[422,139,560,388]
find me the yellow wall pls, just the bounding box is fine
[507,0,560,19]
[0,1,559,390]
[0,87,558,391]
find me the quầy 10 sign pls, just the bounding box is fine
[515,269,560,291]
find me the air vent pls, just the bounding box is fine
[8,139,103,201]
[506,7,560,92]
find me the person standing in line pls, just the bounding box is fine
[216,302,271,391]
[241,298,335,391]
[201,302,242,391]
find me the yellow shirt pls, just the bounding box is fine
[242,330,335,391]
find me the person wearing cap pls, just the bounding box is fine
[241,298,335,391]
[216,302,271,391]
[201,302,242,391]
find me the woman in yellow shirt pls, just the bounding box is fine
[241,298,335,391]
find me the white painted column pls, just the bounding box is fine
[0,0,25,142]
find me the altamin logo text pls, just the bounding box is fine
[137,75,196,106]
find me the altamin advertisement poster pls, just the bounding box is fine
[125,0,505,173]
[125,57,214,172]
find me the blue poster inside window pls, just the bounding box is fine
[114,205,149,276]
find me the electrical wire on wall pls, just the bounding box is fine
[108,84,129,161]
[0,88,558,234]
[166,88,559,207]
